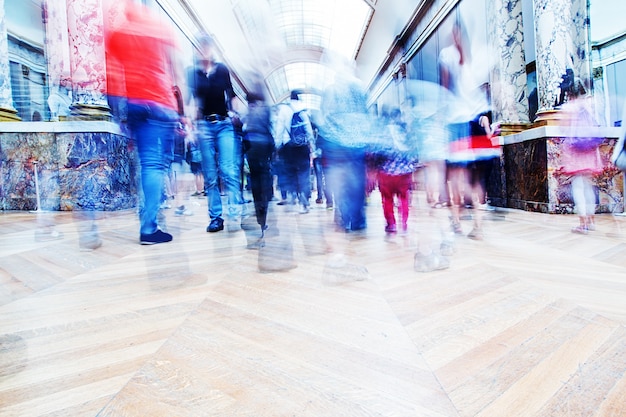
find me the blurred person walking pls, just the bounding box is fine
[558,77,602,234]
[242,90,275,245]
[375,106,418,234]
[318,54,373,233]
[273,91,315,214]
[439,18,490,236]
[186,35,244,233]
[106,1,181,245]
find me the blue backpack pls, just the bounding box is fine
[289,110,310,146]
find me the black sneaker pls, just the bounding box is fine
[140,229,173,245]
[207,217,224,233]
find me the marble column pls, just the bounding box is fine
[66,0,111,120]
[534,0,592,116]
[0,0,20,121]
[43,0,72,121]
[486,0,529,131]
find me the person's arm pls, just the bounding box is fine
[222,65,238,117]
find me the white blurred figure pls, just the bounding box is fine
[439,18,491,236]
[405,80,454,271]
[558,74,603,234]
[317,51,373,282]
[47,74,72,121]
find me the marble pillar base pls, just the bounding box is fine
[0,121,137,211]
[498,122,532,136]
[488,126,624,214]
[69,104,112,122]
[0,107,20,121]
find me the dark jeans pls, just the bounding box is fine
[245,133,274,228]
[324,142,366,231]
[313,157,333,204]
[279,144,311,206]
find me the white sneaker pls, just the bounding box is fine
[174,205,193,216]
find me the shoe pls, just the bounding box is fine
[316,198,323,204]
[571,225,588,235]
[247,237,265,250]
[299,206,310,214]
[35,229,64,241]
[467,228,483,240]
[175,205,193,216]
[452,222,463,235]
[385,224,397,233]
[326,203,333,210]
[207,217,224,233]
[478,203,495,211]
[140,229,173,245]
[414,252,450,272]
[277,200,288,206]
[80,238,102,252]
[191,191,202,197]
[160,201,172,209]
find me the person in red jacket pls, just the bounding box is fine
[106,1,181,244]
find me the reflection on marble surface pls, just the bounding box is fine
[0,130,137,211]
[504,138,549,212]
[497,136,623,214]
[548,137,623,214]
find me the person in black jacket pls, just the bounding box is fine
[186,34,243,233]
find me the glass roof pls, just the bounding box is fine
[232,0,373,109]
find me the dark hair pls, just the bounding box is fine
[290,90,300,101]
[198,33,215,48]
[246,92,264,103]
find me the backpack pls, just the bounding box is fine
[288,110,310,146]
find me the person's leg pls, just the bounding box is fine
[215,120,243,218]
[378,172,396,231]
[583,175,597,229]
[246,138,273,228]
[279,146,298,204]
[129,103,175,237]
[313,158,324,203]
[197,121,222,223]
[398,173,412,231]
[447,164,467,234]
[571,174,588,232]
[346,149,367,230]
[295,150,311,209]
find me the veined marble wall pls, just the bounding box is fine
[0,122,137,211]
[44,0,71,96]
[534,0,592,112]
[492,126,624,214]
[548,137,623,213]
[66,0,109,110]
[486,0,529,124]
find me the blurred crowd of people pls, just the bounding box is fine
[40,1,618,275]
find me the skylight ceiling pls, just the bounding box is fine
[232,0,373,108]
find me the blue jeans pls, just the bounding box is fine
[127,101,177,235]
[196,119,243,220]
[324,142,366,231]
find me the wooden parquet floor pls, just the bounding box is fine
[1,190,626,417]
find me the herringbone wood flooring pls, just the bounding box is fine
[1,189,626,416]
